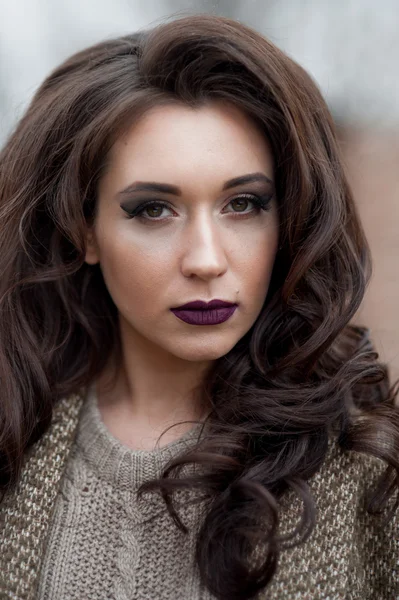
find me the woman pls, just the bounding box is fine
[0,13,398,600]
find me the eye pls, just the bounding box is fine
[122,201,173,221]
[121,193,273,222]
[229,196,253,213]
[223,193,273,216]
[142,203,168,219]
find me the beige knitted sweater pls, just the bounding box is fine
[0,387,398,599]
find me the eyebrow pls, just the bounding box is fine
[117,172,274,197]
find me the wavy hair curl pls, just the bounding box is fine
[0,14,398,600]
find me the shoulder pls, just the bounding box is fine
[266,438,398,599]
[311,437,386,504]
[0,390,85,599]
[309,438,397,556]
[278,437,387,529]
[10,390,84,489]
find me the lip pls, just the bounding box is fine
[172,299,236,310]
[170,299,238,326]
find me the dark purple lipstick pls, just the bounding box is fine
[170,299,238,325]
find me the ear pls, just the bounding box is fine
[84,227,100,265]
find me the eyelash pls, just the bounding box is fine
[122,193,273,222]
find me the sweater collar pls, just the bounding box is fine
[75,383,204,490]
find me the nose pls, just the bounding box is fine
[180,213,228,281]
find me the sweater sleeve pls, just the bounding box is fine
[352,452,399,600]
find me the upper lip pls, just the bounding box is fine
[171,299,237,310]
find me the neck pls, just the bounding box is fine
[96,322,213,430]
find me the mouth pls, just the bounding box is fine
[170,299,238,326]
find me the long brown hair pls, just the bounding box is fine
[0,14,398,600]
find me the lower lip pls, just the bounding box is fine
[170,305,238,325]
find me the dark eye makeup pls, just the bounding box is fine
[120,192,273,221]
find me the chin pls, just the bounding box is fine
[169,338,239,362]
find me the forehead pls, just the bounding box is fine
[103,101,274,194]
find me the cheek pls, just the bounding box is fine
[97,235,172,316]
[231,222,279,292]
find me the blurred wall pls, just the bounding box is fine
[1,0,398,381]
[342,129,399,382]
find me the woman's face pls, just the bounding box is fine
[85,101,279,362]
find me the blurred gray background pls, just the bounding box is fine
[1,0,398,380]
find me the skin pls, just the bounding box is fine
[85,101,279,449]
